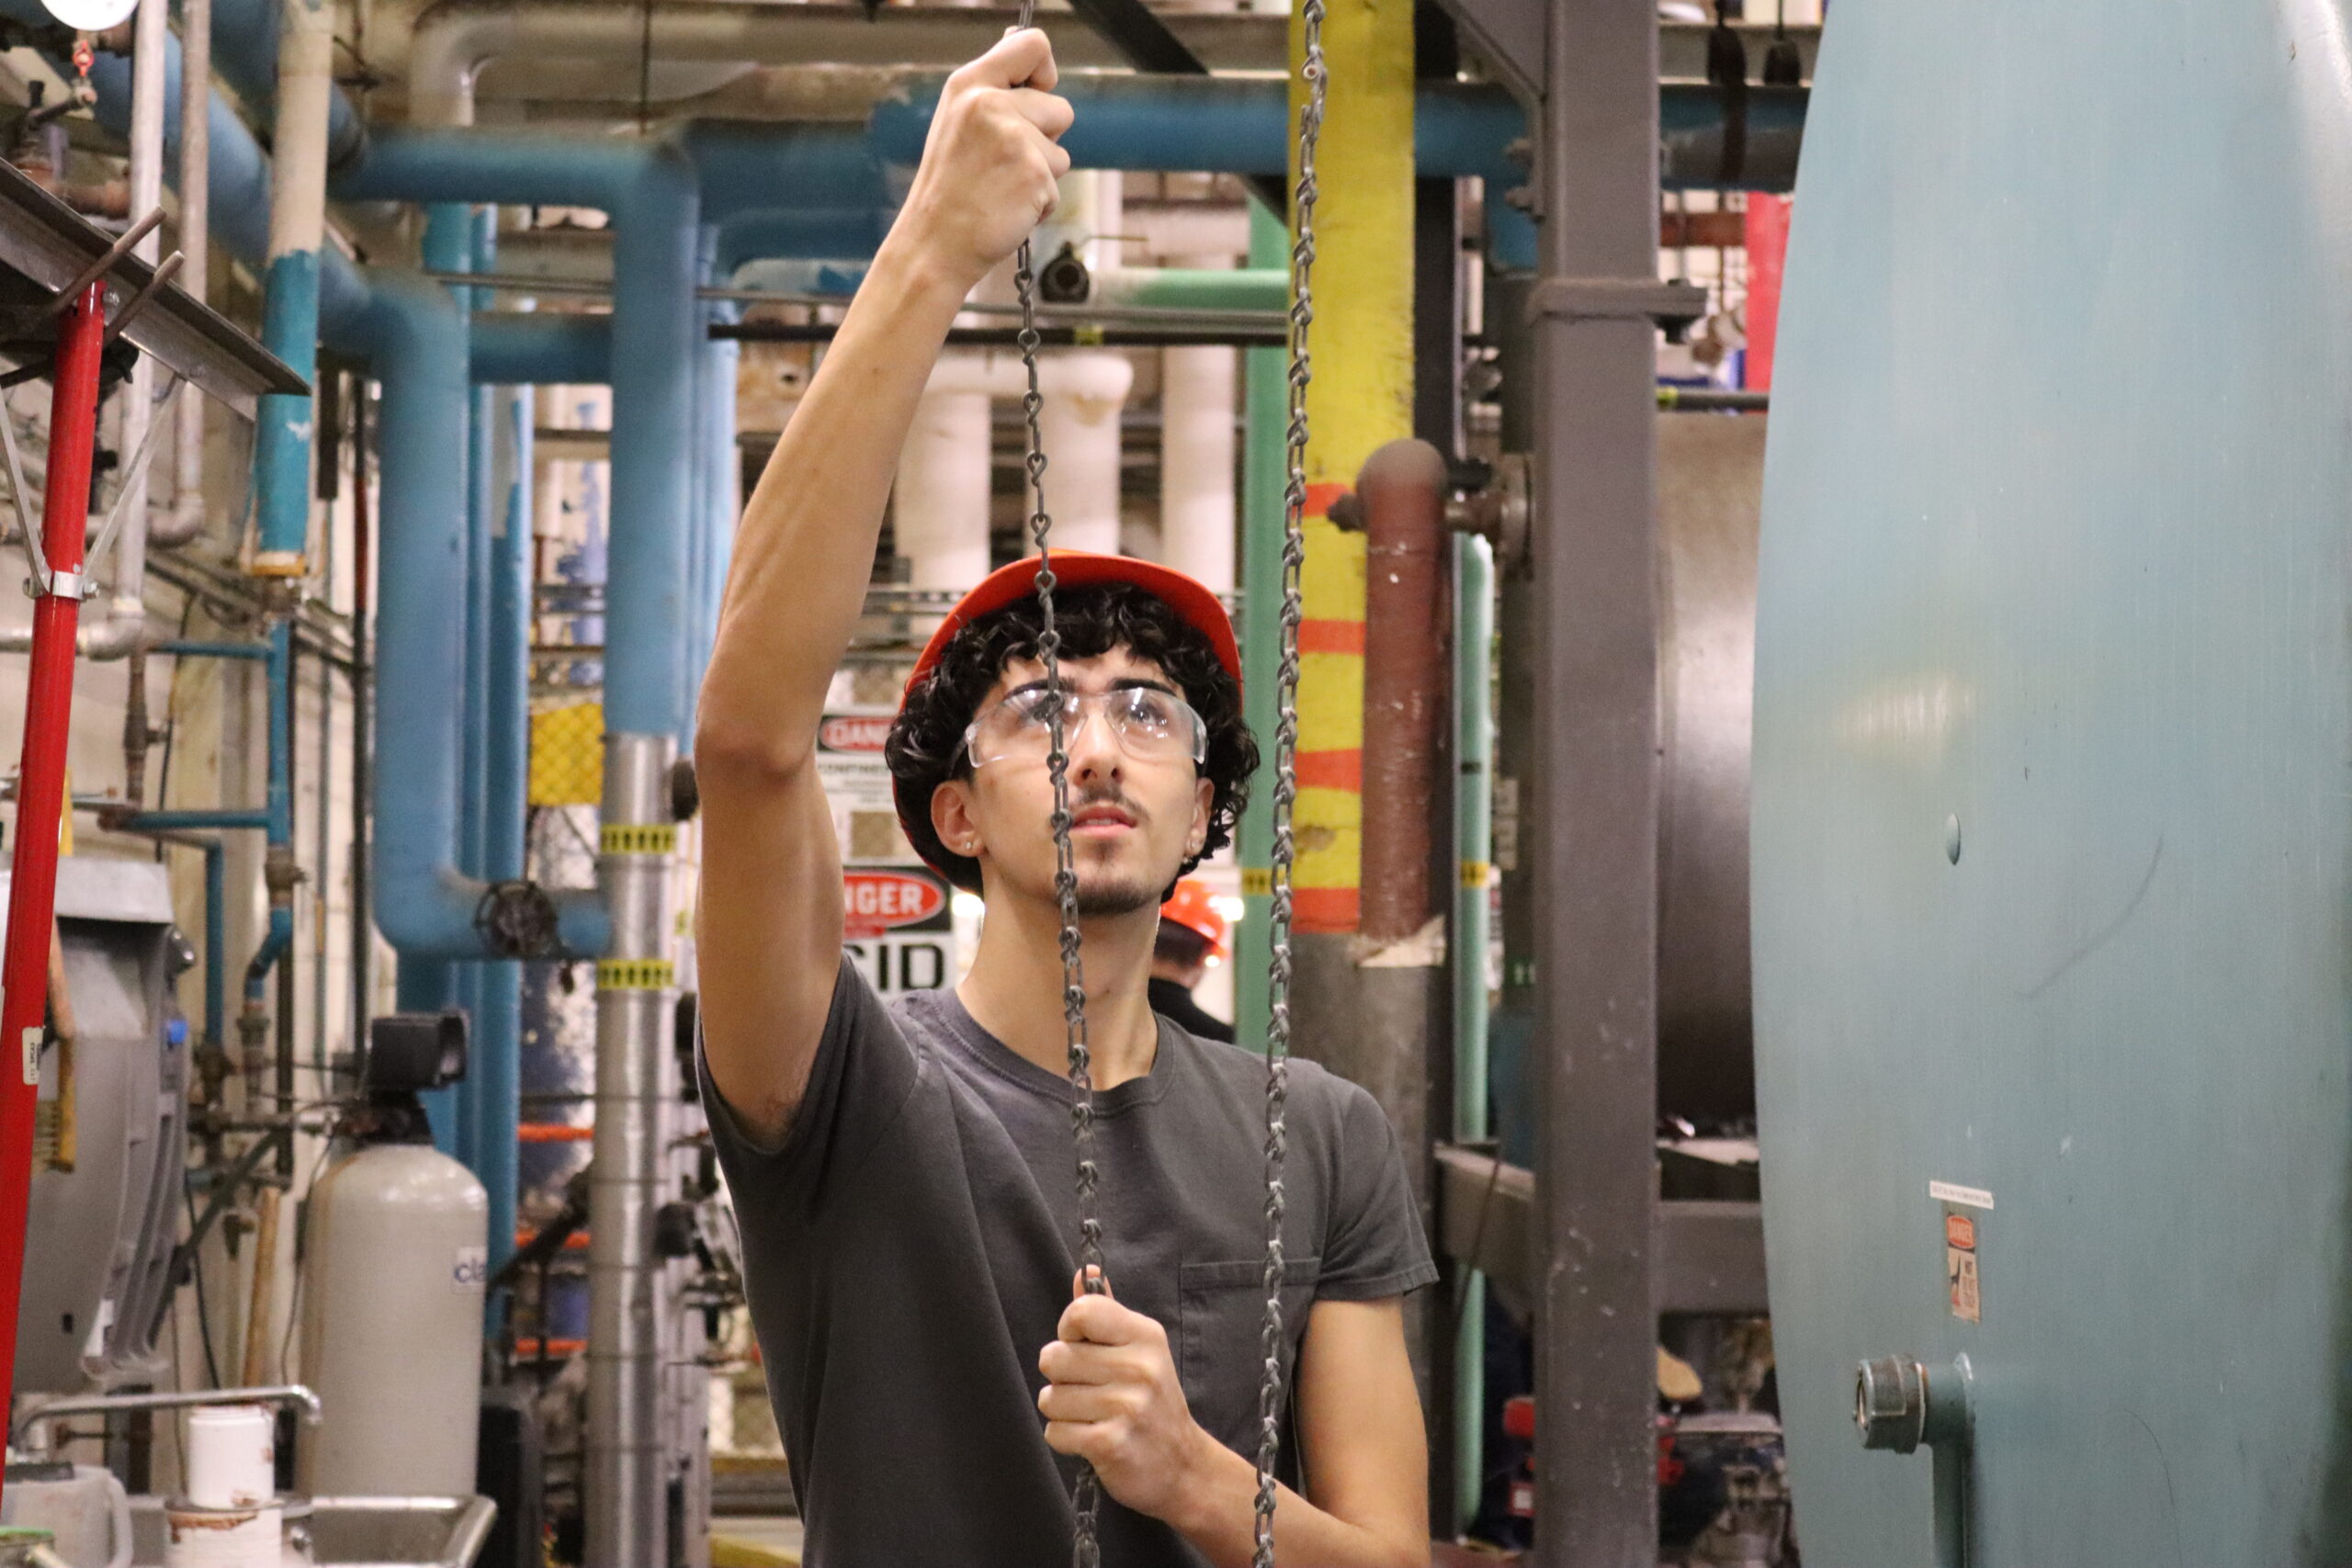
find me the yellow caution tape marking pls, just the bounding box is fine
[601,823,678,856]
[596,958,676,991]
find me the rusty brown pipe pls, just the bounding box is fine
[1357,437,1450,948]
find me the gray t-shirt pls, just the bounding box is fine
[702,956,1437,1567]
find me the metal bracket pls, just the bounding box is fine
[1528,277,1711,327]
[1429,0,1544,106]
[29,569,85,601]
[1,391,42,598]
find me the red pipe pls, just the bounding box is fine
[1743,194,1792,392]
[0,285,111,1455]
[1357,438,1451,946]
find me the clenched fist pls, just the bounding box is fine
[892,29,1077,293]
[1038,1269,1217,1523]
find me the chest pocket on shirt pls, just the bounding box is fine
[1177,1256,1320,1454]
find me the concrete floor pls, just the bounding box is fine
[708,1516,805,1567]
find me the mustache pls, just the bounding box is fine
[1067,784,1145,822]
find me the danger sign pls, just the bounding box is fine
[819,716,893,754]
[842,869,950,938]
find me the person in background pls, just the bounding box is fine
[1149,879,1235,1043]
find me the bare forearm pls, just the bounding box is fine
[699,236,969,764]
[1164,1435,1424,1568]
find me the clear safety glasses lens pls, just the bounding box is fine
[963,686,1208,770]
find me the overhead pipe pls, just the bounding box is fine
[406,0,1262,128]
[868,75,1806,191]
[36,2,603,974]
[471,313,611,385]
[204,0,366,164]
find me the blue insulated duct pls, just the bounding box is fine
[207,0,367,164]
[866,75,1805,191]
[472,315,612,385]
[341,269,605,963]
[334,130,703,737]
[476,386,532,1267]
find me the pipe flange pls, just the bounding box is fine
[475,878,560,960]
[1853,1355,1928,1454]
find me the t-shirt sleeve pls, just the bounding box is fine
[1315,1080,1441,1302]
[697,953,922,1210]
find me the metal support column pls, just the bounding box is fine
[587,731,678,1568]
[1528,2,1675,1561]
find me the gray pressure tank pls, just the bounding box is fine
[299,1144,488,1498]
[1752,1,2352,1562]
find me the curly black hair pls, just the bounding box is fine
[886,581,1259,895]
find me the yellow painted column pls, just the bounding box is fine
[1287,0,1415,936]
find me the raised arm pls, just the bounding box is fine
[694,32,1073,1142]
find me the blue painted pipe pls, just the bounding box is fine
[674,119,894,220]
[472,314,610,385]
[443,206,486,1168]
[206,0,367,165]
[335,130,704,738]
[202,838,224,1051]
[712,209,894,276]
[476,387,532,1268]
[243,908,292,1005]
[866,75,1804,187]
[115,809,271,831]
[253,243,323,564]
[337,268,605,959]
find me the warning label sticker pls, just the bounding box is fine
[1944,1204,1982,1323]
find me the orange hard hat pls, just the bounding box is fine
[1159,878,1227,959]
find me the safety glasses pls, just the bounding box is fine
[962,685,1208,770]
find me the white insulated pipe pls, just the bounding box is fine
[1034,352,1132,558]
[894,385,992,593]
[153,0,210,548]
[1157,252,1238,592]
[62,0,173,659]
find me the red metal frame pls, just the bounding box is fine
[0,282,112,1468]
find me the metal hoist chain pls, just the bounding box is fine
[1008,3,1108,1562]
[1253,2,1327,1562]
[1007,0,1326,1561]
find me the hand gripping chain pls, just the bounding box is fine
[1006,2,1326,1561]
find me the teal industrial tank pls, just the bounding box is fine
[1751,2,2352,1562]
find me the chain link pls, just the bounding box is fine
[1009,7,1110,1562]
[1004,2,1322,1560]
[1251,4,1327,1562]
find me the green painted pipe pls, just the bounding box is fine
[1235,209,1287,1055]
[1092,267,1286,315]
[1451,532,1496,1531]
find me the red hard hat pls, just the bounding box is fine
[904,551,1240,697]
[894,553,1239,879]
[1159,878,1227,959]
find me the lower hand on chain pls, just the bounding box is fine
[1039,1268,1216,1522]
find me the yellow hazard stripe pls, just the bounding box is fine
[601,823,677,856]
[596,958,675,991]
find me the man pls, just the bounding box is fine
[694,30,1434,1568]
[1151,880,1236,1043]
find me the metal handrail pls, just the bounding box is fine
[12,1383,322,1451]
